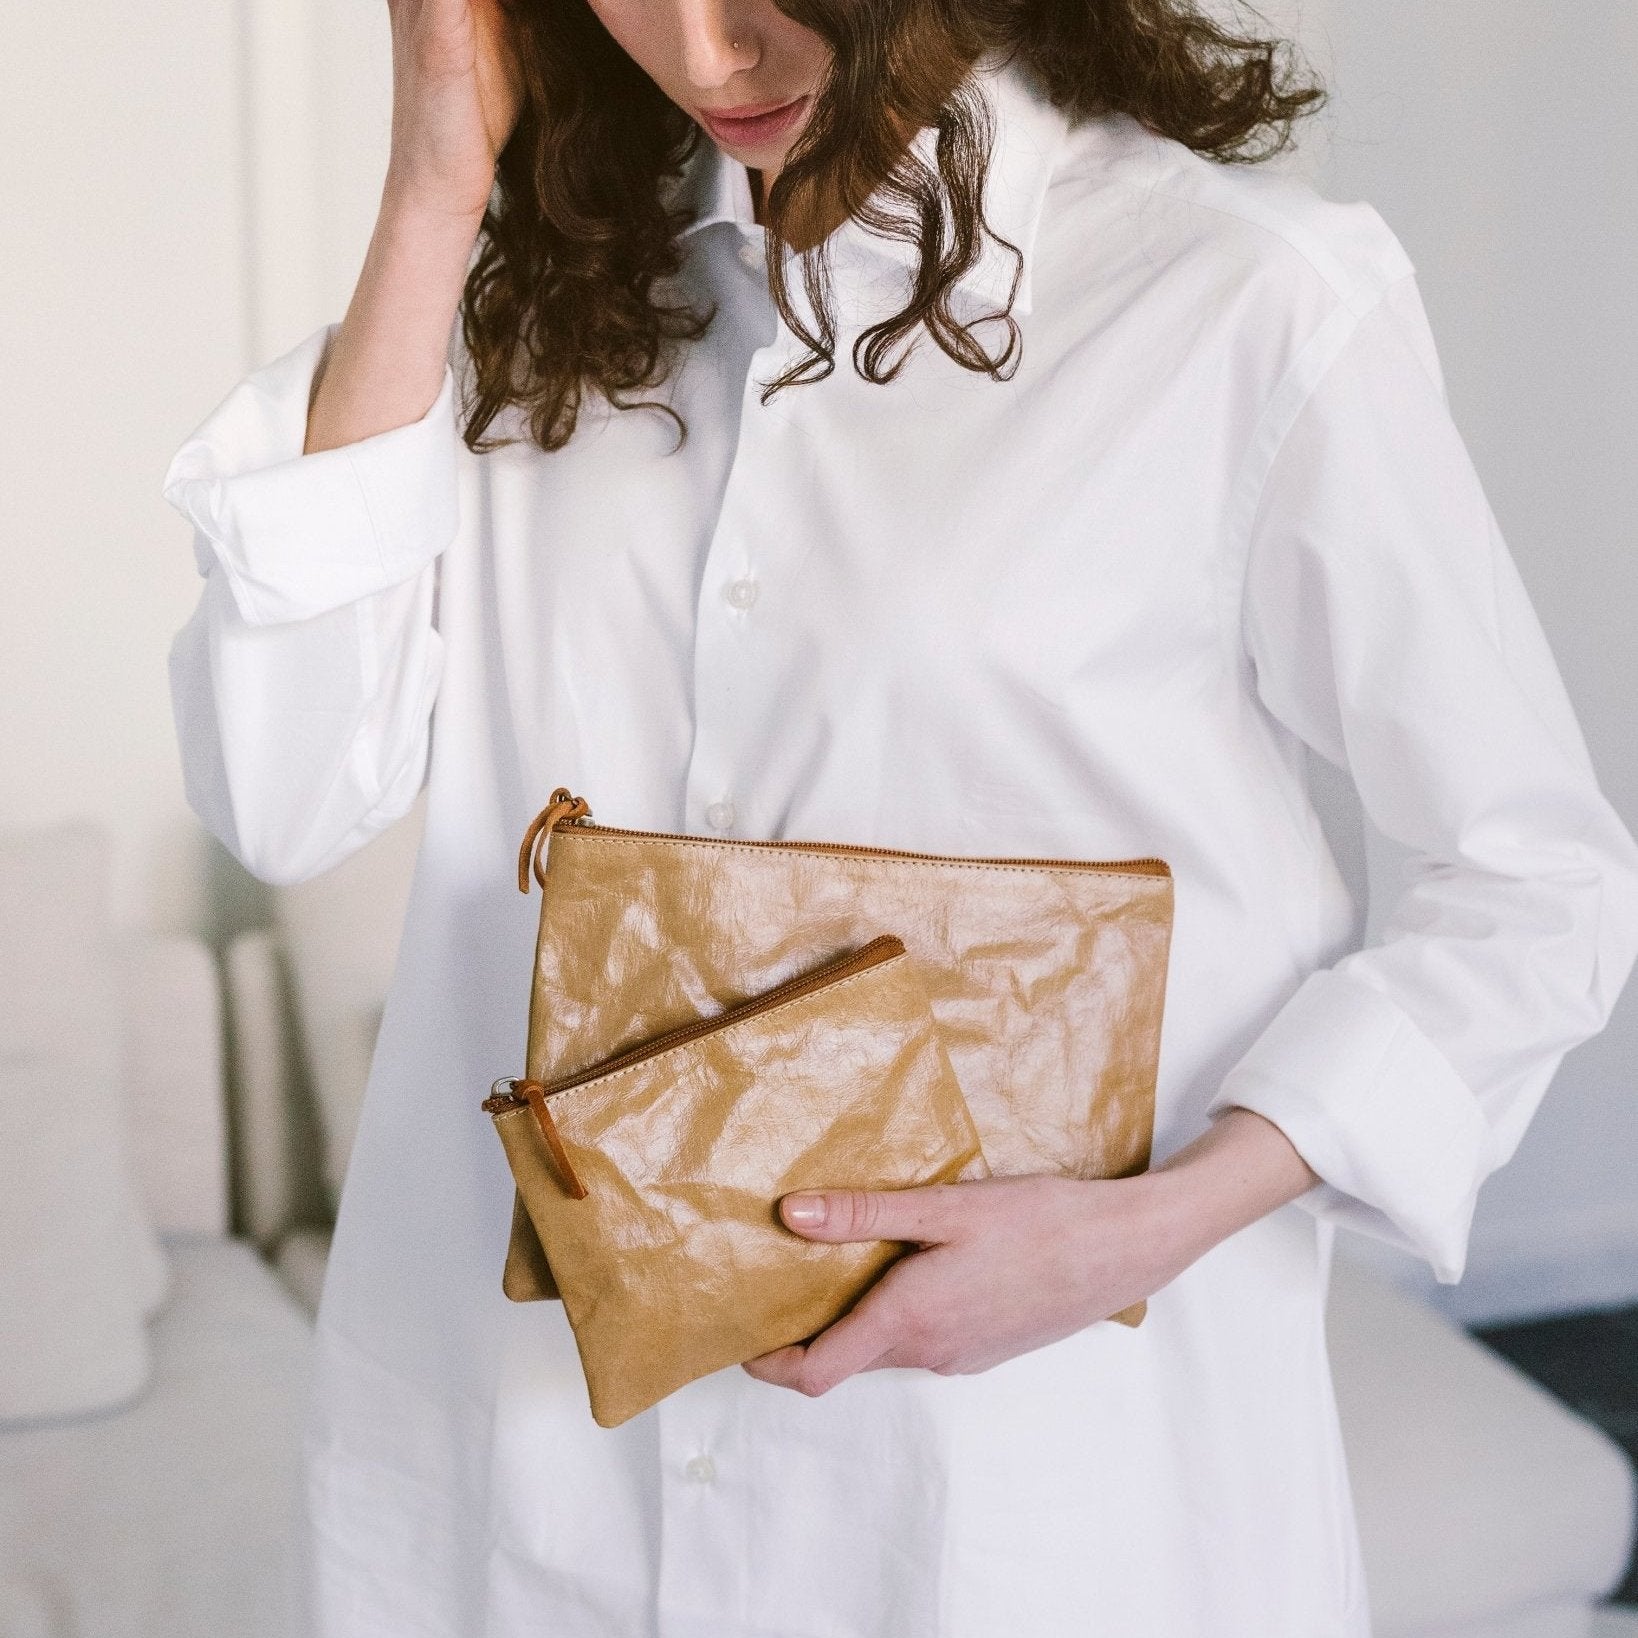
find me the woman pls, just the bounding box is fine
[162,0,1638,1631]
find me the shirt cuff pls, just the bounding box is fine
[1205,967,1495,1283]
[160,322,459,625]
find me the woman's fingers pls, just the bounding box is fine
[777,1181,967,1244]
[742,1283,910,1395]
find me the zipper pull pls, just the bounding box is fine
[517,787,592,893]
[490,1077,589,1200]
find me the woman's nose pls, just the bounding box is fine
[679,0,759,89]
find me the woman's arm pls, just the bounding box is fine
[163,0,522,884]
[746,269,1638,1396]
[307,0,522,453]
[164,325,454,885]
[1208,272,1638,1282]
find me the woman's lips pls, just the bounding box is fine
[697,96,809,150]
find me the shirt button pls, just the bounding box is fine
[684,1454,717,1483]
[705,801,736,833]
[724,576,759,610]
[737,239,763,270]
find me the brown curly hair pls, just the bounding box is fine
[460,0,1325,453]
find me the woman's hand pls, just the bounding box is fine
[385,0,526,221]
[742,1106,1320,1395]
[741,1173,1190,1392]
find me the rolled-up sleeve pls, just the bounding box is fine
[1206,273,1638,1283]
[163,322,458,885]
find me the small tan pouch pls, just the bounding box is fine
[484,935,989,1428]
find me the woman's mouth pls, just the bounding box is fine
[696,96,809,150]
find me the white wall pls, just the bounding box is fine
[4,0,1632,1322]
[241,0,395,364]
[0,0,395,939]
[1,1,248,934]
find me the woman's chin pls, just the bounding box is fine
[712,137,791,174]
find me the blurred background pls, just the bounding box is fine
[2,3,1635,1636]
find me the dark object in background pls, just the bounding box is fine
[1477,1306,1638,1604]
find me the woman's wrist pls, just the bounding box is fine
[305,188,482,457]
[1134,1105,1324,1268]
[381,163,493,235]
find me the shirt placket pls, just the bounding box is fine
[653,1369,749,1636]
[682,244,808,842]
[655,223,834,1632]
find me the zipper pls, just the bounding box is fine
[483,933,906,1117]
[517,786,1171,894]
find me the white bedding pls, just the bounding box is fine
[0,1238,311,1638]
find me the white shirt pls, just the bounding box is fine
[162,55,1638,1638]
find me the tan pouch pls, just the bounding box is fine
[485,935,988,1428]
[500,787,1174,1333]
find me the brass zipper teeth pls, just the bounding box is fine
[560,817,1172,878]
[484,934,906,1112]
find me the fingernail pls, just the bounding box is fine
[782,1193,827,1228]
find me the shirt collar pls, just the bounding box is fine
[671,54,1070,321]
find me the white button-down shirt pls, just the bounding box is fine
[162,54,1638,1638]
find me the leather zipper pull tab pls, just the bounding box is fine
[517,787,592,893]
[517,1079,589,1200]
